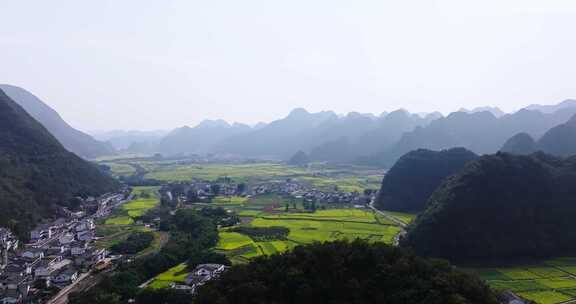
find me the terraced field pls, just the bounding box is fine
[214,195,407,264]
[97,186,164,256]
[474,257,576,304]
[148,263,190,289]
[105,186,160,225]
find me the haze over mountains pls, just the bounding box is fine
[94,99,576,167]
[0,85,115,159]
[500,114,576,157]
[3,84,576,169]
[0,88,118,237]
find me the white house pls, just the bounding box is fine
[21,248,44,260]
[76,231,94,242]
[52,267,79,284]
[58,233,75,245]
[70,242,88,256]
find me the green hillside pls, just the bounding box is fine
[0,88,118,237]
[403,152,576,262]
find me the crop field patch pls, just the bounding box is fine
[105,186,160,224]
[105,216,134,225]
[217,232,255,250]
[149,263,190,289]
[489,280,547,292]
[477,259,576,303]
[517,291,573,304]
[218,203,403,264]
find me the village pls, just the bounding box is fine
[0,190,130,303]
[160,178,376,208]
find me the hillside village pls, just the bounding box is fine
[0,190,129,303]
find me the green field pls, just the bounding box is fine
[98,186,163,256]
[214,196,407,264]
[102,162,136,177]
[101,159,384,193]
[145,163,304,182]
[105,186,160,224]
[474,258,576,303]
[95,225,151,249]
[148,263,190,289]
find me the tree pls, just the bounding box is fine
[236,183,246,195]
[287,150,309,167]
[196,240,500,304]
[210,184,221,195]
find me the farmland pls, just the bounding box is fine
[105,186,160,225]
[213,195,407,264]
[148,263,191,289]
[100,158,384,193]
[97,186,164,257]
[473,258,576,304]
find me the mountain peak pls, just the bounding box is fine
[288,108,310,118]
[197,119,230,129]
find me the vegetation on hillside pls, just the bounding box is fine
[0,89,118,237]
[197,240,501,304]
[403,152,576,262]
[70,208,230,304]
[110,232,155,255]
[376,148,477,212]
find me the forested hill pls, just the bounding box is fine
[375,148,478,212]
[196,240,501,304]
[0,88,118,237]
[0,84,115,158]
[402,152,576,262]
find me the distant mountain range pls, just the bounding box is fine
[91,129,168,151]
[6,84,575,167]
[0,88,118,236]
[124,108,439,161]
[125,99,576,166]
[501,114,576,157]
[0,84,115,159]
[525,99,576,114]
[364,105,576,167]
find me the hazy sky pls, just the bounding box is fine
[1,0,576,131]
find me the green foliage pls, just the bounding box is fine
[376,148,477,212]
[0,89,118,237]
[70,209,227,304]
[111,232,154,255]
[230,226,289,242]
[403,152,576,262]
[197,240,501,304]
[287,150,309,166]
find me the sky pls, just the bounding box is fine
[1,0,576,131]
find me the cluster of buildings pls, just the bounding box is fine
[251,180,304,196]
[171,264,226,294]
[300,189,371,205]
[0,191,127,303]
